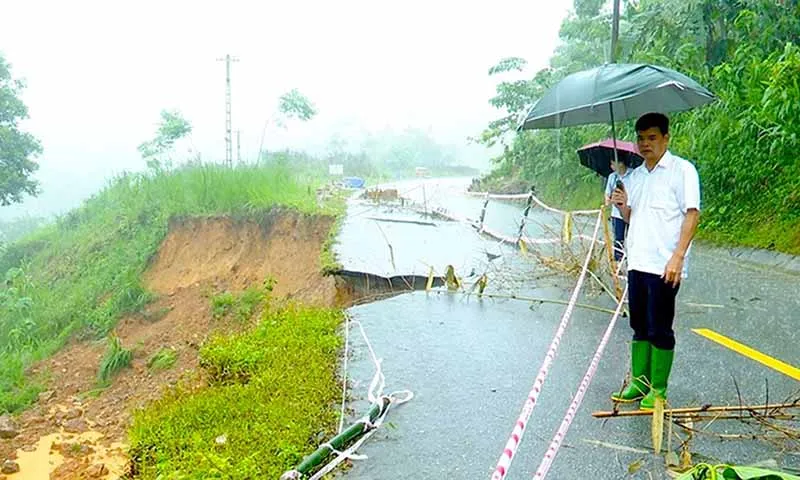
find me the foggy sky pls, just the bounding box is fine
[0,0,573,219]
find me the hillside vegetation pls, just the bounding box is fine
[476,0,800,254]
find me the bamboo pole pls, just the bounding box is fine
[285,398,391,478]
[601,206,623,301]
[593,402,800,418]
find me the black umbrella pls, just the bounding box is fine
[517,63,716,168]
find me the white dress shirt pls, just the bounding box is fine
[626,150,701,278]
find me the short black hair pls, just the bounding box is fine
[635,113,669,135]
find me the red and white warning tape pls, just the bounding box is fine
[532,283,628,479]
[490,211,603,480]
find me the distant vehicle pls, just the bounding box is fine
[342,176,365,188]
[415,167,430,178]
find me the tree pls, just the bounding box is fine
[0,54,42,206]
[478,0,800,248]
[257,89,317,162]
[277,89,317,124]
[137,110,192,170]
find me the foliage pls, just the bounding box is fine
[0,162,341,413]
[358,127,463,176]
[0,215,49,245]
[260,128,474,182]
[320,213,345,275]
[137,110,193,171]
[97,335,133,386]
[210,292,236,320]
[679,40,800,251]
[477,0,800,253]
[147,347,178,372]
[0,54,42,206]
[210,279,275,323]
[128,302,344,478]
[277,89,317,123]
[676,462,800,480]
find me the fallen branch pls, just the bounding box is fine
[419,287,619,315]
[673,419,791,441]
[684,302,725,309]
[581,438,650,454]
[593,402,800,418]
[366,216,437,227]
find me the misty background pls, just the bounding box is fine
[0,0,574,221]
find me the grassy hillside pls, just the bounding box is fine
[0,162,342,414]
[474,2,800,256]
[128,301,344,478]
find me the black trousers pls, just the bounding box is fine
[628,270,680,350]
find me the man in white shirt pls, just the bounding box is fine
[609,113,701,410]
[604,160,635,262]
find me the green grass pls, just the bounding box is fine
[535,178,603,212]
[695,217,800,256]
[210,292,236,320]
[97,335,133,386]
[318,189,349,275]
[320,215,345,275]
[128,302,344,479]
[210,278,275,324]
[0,162,344,414]
[147,347,178,373]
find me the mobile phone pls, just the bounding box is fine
[615,180,625,191]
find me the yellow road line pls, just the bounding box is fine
[692,328,800,381]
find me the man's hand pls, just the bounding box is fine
[610,187,627,208]
[662,253,684,287]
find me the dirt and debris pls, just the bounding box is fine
[362,188,400,202]
[0,210,344,479]
[1,461,19,474]
[0,416,18,440]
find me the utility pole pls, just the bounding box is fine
[611,0,621,63]
[216,54,239,167]
[236,130,242,164]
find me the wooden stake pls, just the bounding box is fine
[652,397,664,455]
[601,206,622,301]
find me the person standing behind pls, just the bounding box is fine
[604,159,634,262]
[609,112,701,410]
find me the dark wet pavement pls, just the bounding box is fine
[333,178,800,479]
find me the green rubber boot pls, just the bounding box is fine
[611,340,651,403]
[640,346,674,410]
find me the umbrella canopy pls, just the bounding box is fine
[517,63,716,131]
[577,139,643,177]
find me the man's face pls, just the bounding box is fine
[636,127,669,163]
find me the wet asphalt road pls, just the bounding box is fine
[333,178,800,480]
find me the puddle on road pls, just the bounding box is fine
[7,429,127,480]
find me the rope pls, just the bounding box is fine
[532,284,629,479]
[466,191,602,216]
[338,313,351,434]
[308,390,413,480]
[490,210,603,480]
[467,192,532,200]
[306,319,414,479]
